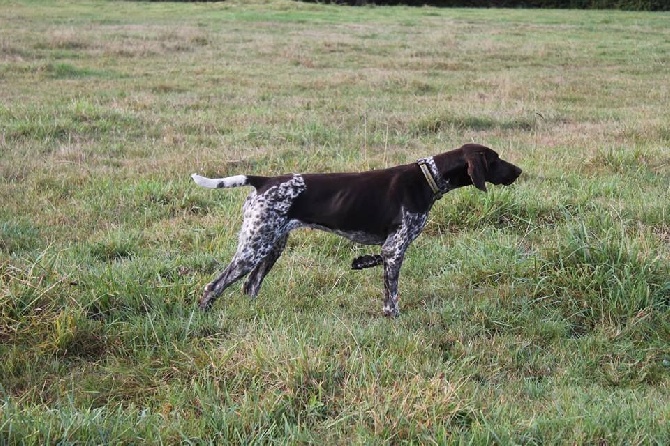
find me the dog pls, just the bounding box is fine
[192,143,522,317]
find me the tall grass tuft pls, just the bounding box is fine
[538,214,668,327]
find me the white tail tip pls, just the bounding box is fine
[191,173,220,188]
[191,173,247,189]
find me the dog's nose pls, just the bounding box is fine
[502,165,522,185]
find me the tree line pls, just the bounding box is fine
[296,0,668,10]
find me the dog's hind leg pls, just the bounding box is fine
[199,214,290,310]
[243,234,288,298]
[199,255,254,310]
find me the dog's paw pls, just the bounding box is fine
[382,303,400,318]
[199,284,215,310]
[351,254,383,270]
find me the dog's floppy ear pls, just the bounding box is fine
[466,152,487,192]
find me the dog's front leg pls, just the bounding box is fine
[381,245,405,318]
[380,211,428,317]
[381,223,411,317]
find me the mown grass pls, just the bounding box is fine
[1,0,669,443]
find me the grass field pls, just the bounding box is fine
[1,0,669,443]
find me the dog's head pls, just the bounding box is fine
[453,144,522,192]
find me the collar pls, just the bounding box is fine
[416,156,451,198]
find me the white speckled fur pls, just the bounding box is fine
[198,175,306,309]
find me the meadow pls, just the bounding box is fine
[1,0,669,443]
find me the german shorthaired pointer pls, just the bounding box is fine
[192,143,522,317]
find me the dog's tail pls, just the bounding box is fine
[191,173,249,189]
[351,254,383,270]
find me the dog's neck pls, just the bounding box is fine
[416,156,452,199]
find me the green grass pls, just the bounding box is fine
[1,0,669,443]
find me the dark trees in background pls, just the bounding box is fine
[296,0,668,11]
